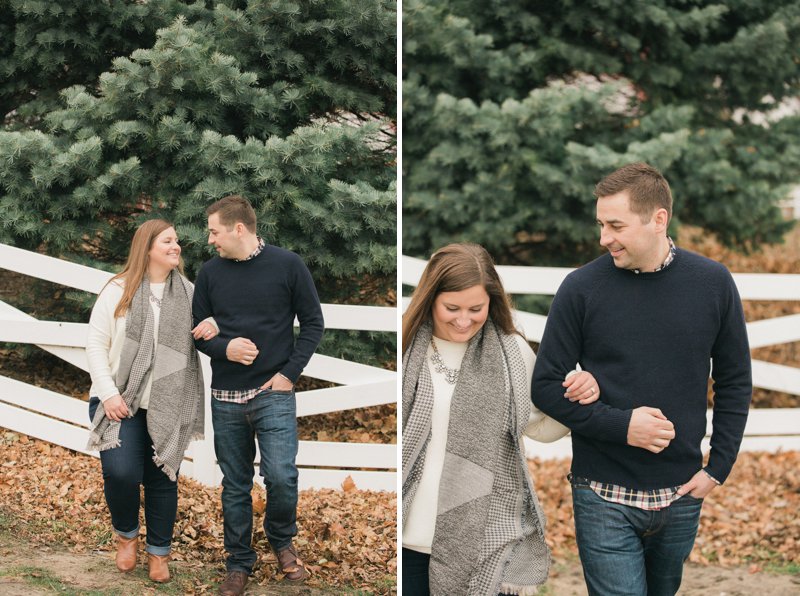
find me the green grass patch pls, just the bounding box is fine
[341,574,397,594]
[762,560,800,576]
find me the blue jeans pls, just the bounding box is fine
[572,482,703,596]
[211,389,299,573]
[89,397,177,555]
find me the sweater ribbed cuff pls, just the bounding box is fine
[609,409,634,445]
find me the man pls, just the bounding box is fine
[531,163,752,596]
[193,195,324,596]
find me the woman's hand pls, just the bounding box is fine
[192,318,219,341]
[102,395,130,422]
[562,371,600,404]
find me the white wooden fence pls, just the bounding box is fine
[403,255,800,459]
[0,243,397,491]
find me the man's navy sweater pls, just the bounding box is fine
[531,249,751,488]
[192,245,324,390]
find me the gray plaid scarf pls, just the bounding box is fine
[402,320,550,595]
[87,271,204,481]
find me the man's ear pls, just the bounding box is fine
[653,208,669,233]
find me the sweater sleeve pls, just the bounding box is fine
[192,264,229,361]
[279,254,324,383]
[705,272,752,483]
[531,274,632,444]
[518,335,571,443]
[86,283,122,401]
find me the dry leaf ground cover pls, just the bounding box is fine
[0,431,396,594]
[2,428,798,595]
[528,452,800,568]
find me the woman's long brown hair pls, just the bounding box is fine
[106,219,184,318]
[402,243,520,354]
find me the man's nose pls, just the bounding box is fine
[599,229,613,247]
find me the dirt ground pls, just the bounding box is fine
[1,530,798,596]
[0,529,339,595]
[543,557,800,596]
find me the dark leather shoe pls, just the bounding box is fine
[274,544,309,582]
[218,570,248,596]
[115,535,138,573]
[148,553,170,583]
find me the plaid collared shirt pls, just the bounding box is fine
[583,237,717,510]
[212,237,266,404]
[578,475,683,510]
[212,386,263,404]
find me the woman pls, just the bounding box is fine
[402,243,599,596]
[86,219,217,582]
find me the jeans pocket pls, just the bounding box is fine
[262,388,295,397]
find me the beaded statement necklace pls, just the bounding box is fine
[430,337,459,385]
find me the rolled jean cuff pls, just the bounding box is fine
[145,543,171,556]
[269,539,293,553]
[114,525,140,540]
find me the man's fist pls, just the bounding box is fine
[226,337,259,365]
[627,406,675,453]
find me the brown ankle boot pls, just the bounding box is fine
[148,553,170,583]
[115,535,138,573]
[274,544,309,582]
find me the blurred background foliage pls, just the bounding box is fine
[403,0,800,270]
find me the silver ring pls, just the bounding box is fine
[590,387,595,395]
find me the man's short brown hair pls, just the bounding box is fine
[206,195,257,233]
[594,162,673,222]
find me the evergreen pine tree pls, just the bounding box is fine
[403,0,800,265]
[1,1,397,365]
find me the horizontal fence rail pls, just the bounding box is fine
[403,254,800,460]
[0,244,398,491]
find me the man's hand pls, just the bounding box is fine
[627,406,675,453]
[677,469,718,499]
[562,371,600,404]
[191,319,219,340]
[102,395,130,422]
[260,373,294,392]
[226,337,259,365]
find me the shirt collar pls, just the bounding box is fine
[633,236,676,274]
[234,237,265,262]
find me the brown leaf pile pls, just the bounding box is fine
[528,450,800,567]
[0,431,396,594]
[299,405,397,444]
[678,223,800,275]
